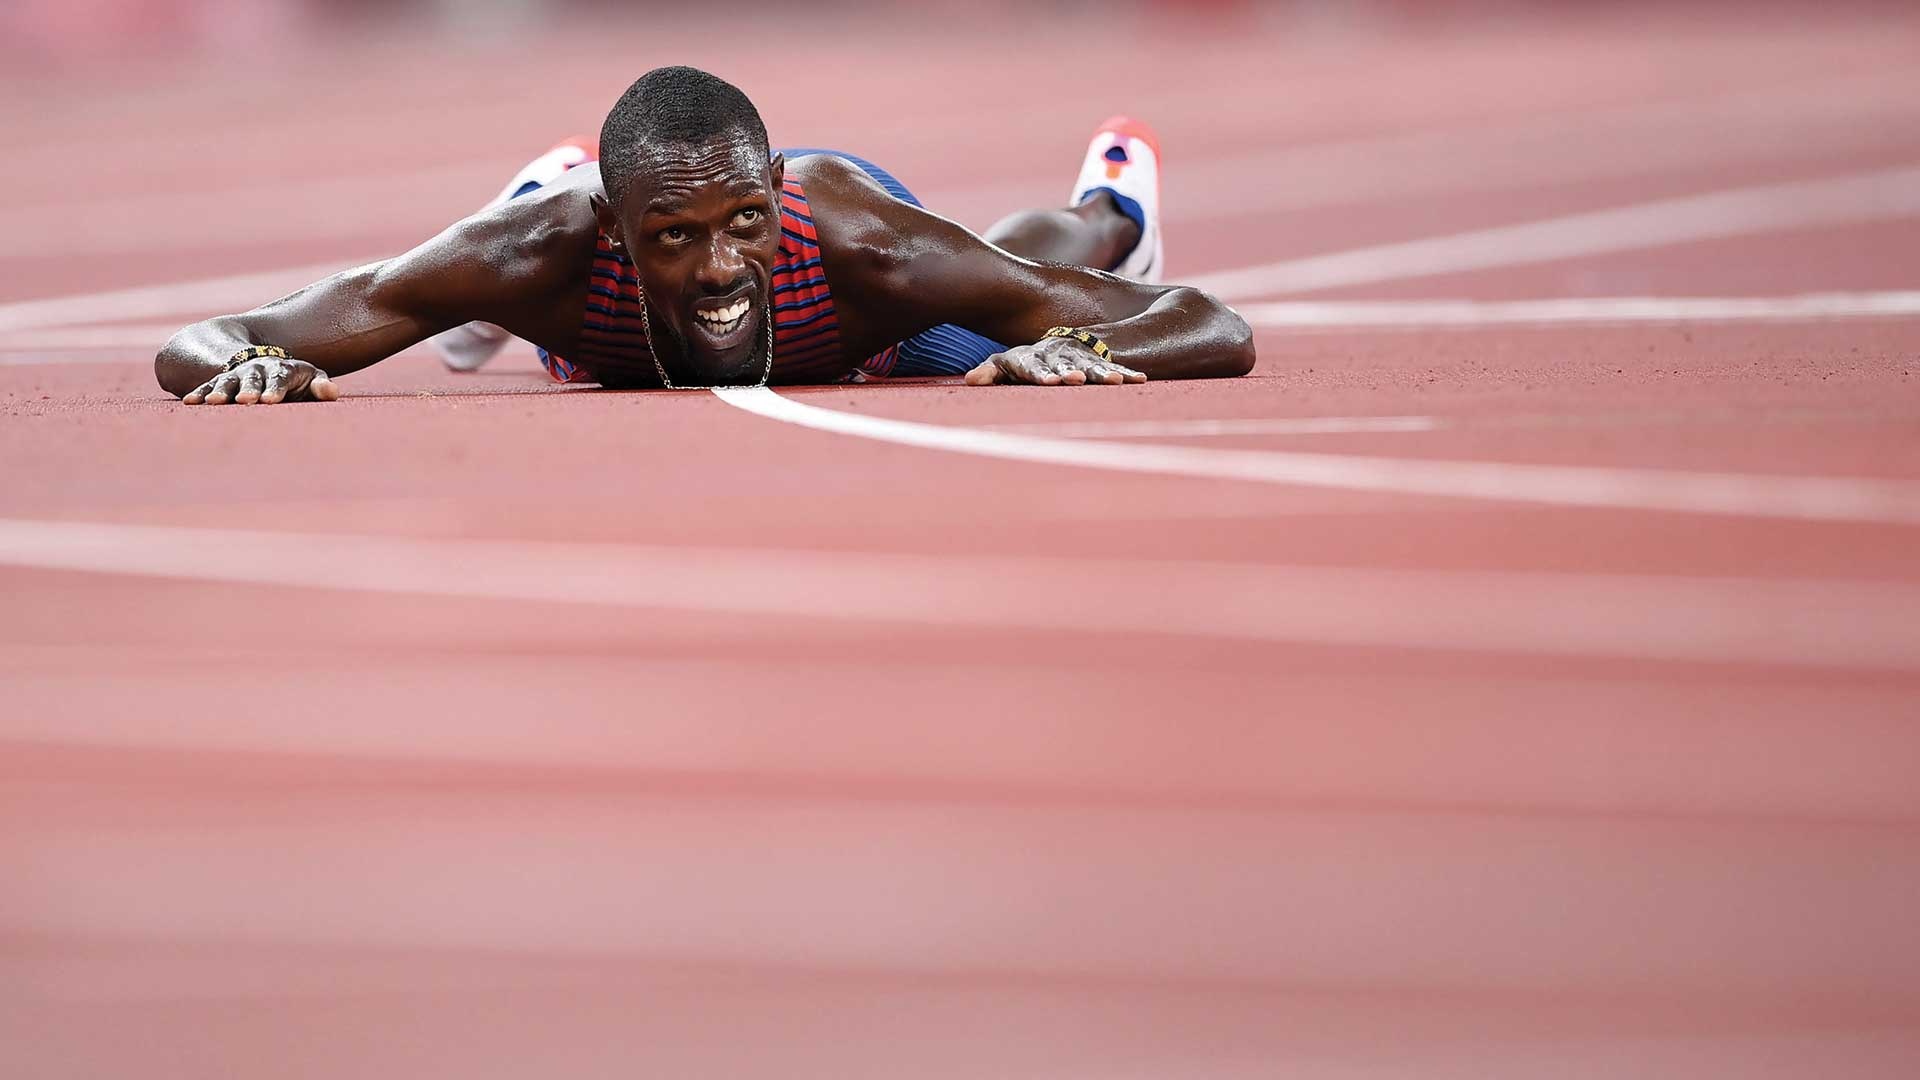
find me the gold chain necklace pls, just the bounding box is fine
[636,283,774,391]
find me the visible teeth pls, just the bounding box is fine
[698,299,750,325]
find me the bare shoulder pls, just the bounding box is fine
[786,154,949,304]
[786,152,893,218]
[414,164,602,302]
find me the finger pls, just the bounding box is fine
[309,374,340,402]
[234,365,267,405]
[258,363,294,405]
[1084,362,1124,385]
[1052,357,1089,385]
[964,359,1003,386]
[202,372,242,405]
[1005,353,1060,386]
[182,379,216,405]
[1115,364,1148,383]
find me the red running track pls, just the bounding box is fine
[3,6,1919,1078]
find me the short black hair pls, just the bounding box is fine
[598,66,771,208]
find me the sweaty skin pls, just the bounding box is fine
[156,133,1254,402]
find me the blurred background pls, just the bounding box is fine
[3,0,1460,57]
[5,0,1912,304]
[4,3,1920,1079]
[3,0,1330,60]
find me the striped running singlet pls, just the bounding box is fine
[539,177,900,385]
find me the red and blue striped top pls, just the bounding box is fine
[540,177,899,385]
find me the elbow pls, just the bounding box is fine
[1160,287,1257,379]
[154,327,204,398]
[1223,307,1256,377]
[1177,287,1255,378]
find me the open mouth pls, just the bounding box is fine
[690,295,757,352]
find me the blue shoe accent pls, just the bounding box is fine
[1078,187,1147,271]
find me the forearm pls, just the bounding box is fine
[154,263,432,399]
[1080,287,1254,380]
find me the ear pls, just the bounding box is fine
[768,151,785,192]
[589,191,623,246]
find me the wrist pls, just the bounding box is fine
[1043,326,1113,363]
[224,344,288,371]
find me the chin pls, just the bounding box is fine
[678,305,768,385]
[684,346,765,385]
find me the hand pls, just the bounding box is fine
[183,355,340,405]
[963,334,1147,386]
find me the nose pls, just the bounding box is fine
[694,233,747,294]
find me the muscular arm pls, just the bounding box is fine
[155,200,579,400]
[814,160,1253,381]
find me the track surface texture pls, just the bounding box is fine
[4,4,1920,1078]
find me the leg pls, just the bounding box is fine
[983,191,1141,270]
[790,138,1152,378]
[784,144,1137,268]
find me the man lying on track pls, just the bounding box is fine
[158,66,1254,404]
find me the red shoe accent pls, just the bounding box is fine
[1094,114,1163,164]
[552,133,600,163]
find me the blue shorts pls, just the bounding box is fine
[782,148,1009,378]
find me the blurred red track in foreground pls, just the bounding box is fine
[3,6,1919,1078]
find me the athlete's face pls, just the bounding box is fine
[614,136,784,385]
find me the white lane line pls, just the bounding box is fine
[5,164,1915,341]
[0,322,218,366]
[917,72,1920,228]
[1187,164,1920,301]
[1239,292,1920,330]
[8,290,1913,367]
[0,323,197,350]
[0,353,142,368]
[714,388,1920,525]
[2,517,1917,670]
[0,260,376,335]
[0,163,509,260]
[986,406,1920,442]
[980,417,1442,439]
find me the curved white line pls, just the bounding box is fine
[1188,164,1920,300]
[1,517,1917,669]
[712,387,1920,525]
[980,416,1441,438]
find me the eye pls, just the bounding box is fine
[730,208,763,229]
[657,226,688,244]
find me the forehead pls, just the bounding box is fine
[627,137,770,214]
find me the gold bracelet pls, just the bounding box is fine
[1043,326,1112,361]
[223,345,288,371]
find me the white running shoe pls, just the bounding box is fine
[1068,115,1163,282]
[431,320,512,372]
[431,138,595,372]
